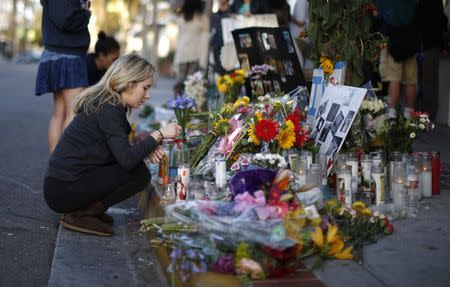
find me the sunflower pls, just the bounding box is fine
[320,56,334,75]
[255,119,279,142]
[248,124,260,145]
[233,96,251,108]
[277,120,296,150]
[214,118,231,136]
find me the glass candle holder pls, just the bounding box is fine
[421,153,432,198]
[316,152,328,185]
[336,165,352,207]
[431,151,440,195]
[307,163,322,187]
[371,162,385,206]
[391,162,406,208]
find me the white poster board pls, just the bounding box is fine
[221,14,279,45]
[309,85,367,175]
[307,61,346,120]
[220,14,279,70]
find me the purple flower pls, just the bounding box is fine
[212,254,235,273]
[167,94,197,110]
[251,64,276,76]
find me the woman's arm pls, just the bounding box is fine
[46,0,91,33]
[97,105,159,170]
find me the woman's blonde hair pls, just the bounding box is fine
[74,54,155,114]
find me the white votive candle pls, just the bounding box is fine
[421,170,432,198]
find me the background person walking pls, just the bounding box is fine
[35,0,92,153]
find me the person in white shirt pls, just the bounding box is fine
[173,0,209,83]
[289,0,312,68]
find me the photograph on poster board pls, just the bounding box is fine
[339,111,355,134]
[326,103,340,122]
[316,99,328,120]
[282,31,295,53]
[261,33,271,51]
[310,85,367,175]
[268,34,277,49]
[283,60,295,76]
[327,136,343,156]
[238,53,251,73]
[276,60,287,82]
[332,111,344,135]
[239,33,253,48]
[319,122,332,142]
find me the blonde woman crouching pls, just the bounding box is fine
[43,54,181,236]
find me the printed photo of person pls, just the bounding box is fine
[239,33,253,48]
[331,111,344,135]
[339,111,355,134]
[310,117,324,141]
[342,91,355,106]
[238,53,251,73]
[276,60,287,82]
[261,32,271,51]
[326,103,340,122]
[316,100,328,120]
[268,33,277,49]
[327,136,343,156]
[283,60,295,76]
[319,122,332,142]
[282,31,295,53]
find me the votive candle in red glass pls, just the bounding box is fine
[431,151,440,195]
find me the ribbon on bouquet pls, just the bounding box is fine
[233,191,285,220]
[217,118,242,156]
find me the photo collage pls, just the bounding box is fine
[232,27,306,94]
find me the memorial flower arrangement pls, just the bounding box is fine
[140,168,395,282]
[216,69,246,103]
[381,111,434,154]
[184,71,207,110]
[167,94,197,138]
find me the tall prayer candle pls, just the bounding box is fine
[431,151,440,195]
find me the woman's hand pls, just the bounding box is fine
[148,145,165,164]
[159,122,182,139]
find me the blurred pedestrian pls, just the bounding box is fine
[43,54,182,236]
[268,0,291,27]
[85,31,121,86]
[173,0,209,83]
[416,0,448,121]
[377,0,420,119]
[230,0,269,16]
[35,0,92,153]
[211,0,231,75]
[289,0,311,68]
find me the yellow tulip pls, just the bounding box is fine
[361,208,373,217]
[311,226,324,249]
[352,201,366,212]
[328,239,344,256]
[335,246,353,260]
[326,224,339,244]
[218,83,228,94]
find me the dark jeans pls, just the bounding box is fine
[44,162,150,213]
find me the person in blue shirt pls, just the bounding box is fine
[35,0,92,153]
[85,31,121,86]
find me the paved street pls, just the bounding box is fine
[0,58,175,286]
[0,58,58,286]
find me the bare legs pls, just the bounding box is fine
[48,87,85,153]
[388,81,416,118]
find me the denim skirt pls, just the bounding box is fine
[35,49,88,96]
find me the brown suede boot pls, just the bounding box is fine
[60,213,113,236]
[97,213,114,226]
